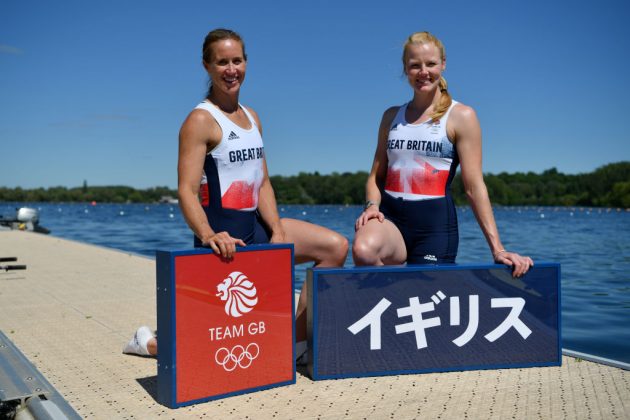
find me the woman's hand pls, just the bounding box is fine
[203,231,246,260]
[493,250,534,277]
[355,206,385,231]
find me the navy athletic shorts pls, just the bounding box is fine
[194,209,271,248]
[380,192,458,264]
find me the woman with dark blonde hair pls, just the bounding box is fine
[124,28,348,358]
[352,31,532,275]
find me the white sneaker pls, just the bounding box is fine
[123,326,153,356]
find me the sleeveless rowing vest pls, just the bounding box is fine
[384,101,459,200]
[196,101,265,212]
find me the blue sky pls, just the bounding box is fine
[1,0,629,189]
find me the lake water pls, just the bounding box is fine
[2,202,629,364]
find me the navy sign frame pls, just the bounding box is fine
[306,263,561,380]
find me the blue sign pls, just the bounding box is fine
[306,263,561,380]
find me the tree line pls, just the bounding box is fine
[0,185,176,205]
[272,161,630,208]
[1,162,628,207]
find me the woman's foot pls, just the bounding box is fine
[123,326,155,356]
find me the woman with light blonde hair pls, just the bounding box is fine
[352,31,533,276]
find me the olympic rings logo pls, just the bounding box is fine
[214,343,260,371]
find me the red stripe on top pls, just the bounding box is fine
[199,182,210,206]
[411,160,449,196]
[385,159,448,197]
[221,181,256,210]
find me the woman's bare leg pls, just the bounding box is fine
[281,218,348,342]
[352,218,407,266]
[125,220,348,358]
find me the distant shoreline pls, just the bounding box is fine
[1,162,628,208]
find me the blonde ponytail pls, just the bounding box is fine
[432,76,452,122]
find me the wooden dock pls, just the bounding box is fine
[0,230,628,419]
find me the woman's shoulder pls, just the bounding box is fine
[450,100,477,120]
[376,105,403,137]
[446,101,481,142]
[240,103,255,112]
[381,105,401,124]
[242,104,262,129]
[242,104,259,120]
[184,107,216,126]
[179,105,220,140]
[384,104,402,115]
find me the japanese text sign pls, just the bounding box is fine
[306,263,560,380]
[156,245,295,408]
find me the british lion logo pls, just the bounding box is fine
[216,271,258,317]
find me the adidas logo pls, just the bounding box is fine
[227,131,240,140]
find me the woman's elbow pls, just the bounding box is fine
[463,180,487,202]
[177,185,187,201]
[178,185,199,204]
[463,183,475,201]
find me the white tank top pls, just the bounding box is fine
[195,101,265,211]
[384,101,459,201]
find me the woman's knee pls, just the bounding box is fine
[331,234,349,265]
[316,232,348,266]
[352,235,380,266]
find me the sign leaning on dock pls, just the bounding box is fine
[306,263,561,380]
[156,245,295,408]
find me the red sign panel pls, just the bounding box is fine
[156,245,295,407]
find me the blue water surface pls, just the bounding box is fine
[2,202,628,364]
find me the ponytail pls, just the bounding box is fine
[431,76,452,122]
